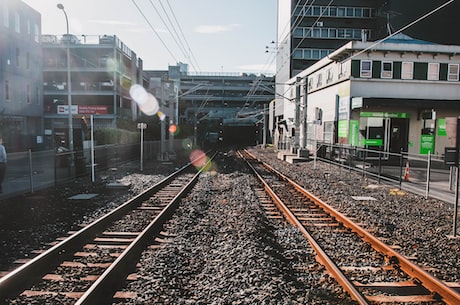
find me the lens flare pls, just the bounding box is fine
[129,85,159,116]
[157,111,166,121]
[169,124,180,136]
[189,149,217,173]
[182,138,193,150]
[129,84,147,104]
[190,149,207,168]
[139,94,159,115]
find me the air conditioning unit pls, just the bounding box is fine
[316,21,323,27]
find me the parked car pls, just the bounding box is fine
[60,34,80,44]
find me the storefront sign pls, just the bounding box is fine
[57,105,108,115]
[338,120,348,138]
[360,112,410,119]
[438,118,447,136]
[78,105,108,114]
[349,120,359,146]
[420,134,435,154]
[364,139,383,146]
[57,105,78,115]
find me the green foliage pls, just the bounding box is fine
[94,128,139,145]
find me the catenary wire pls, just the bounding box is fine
[164,0,202,72]
[131,0,179,63]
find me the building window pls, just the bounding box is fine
[27,84,31,104]
[326,68,333,83]
[34,24,40,43]
[381,61,393,78]
[312,49,320,59]
[14,12,20,33]
[317,73,322,87]
[5,80,10,100]
[338,62,347,78]
[26,52,30,69]
[337,7,346,16]
[401,62,413,79]
[448,64,459,81]
[360,60,372,78]
[15,48,20,67]
[27,19,31,35]
[36,87,40,105]
[3,6,9,27]
[293,49,302,59]
[428,63,439,80]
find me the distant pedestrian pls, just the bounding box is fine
[0,137,7,193]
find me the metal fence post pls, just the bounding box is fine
[28,149,34,193]
[425,152,431,199]
[399,149,404,188]
[454,166,459,237]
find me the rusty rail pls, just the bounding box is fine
[241,149,460,305]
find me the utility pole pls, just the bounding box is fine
[294,77,301,153]
[57,4,73,153]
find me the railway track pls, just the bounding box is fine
[0,152,213,304]
[239,149,460,305]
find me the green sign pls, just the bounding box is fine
[360,112,410,118]
[364,139,383,146]
[420,134,435,154]
[338,120,348,138]
[349,120,359,146]
[438,118,446,136]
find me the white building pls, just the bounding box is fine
[272,34,460,157]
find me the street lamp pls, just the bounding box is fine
[57,3,73,152]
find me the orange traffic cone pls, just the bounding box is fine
[403,161,410,182]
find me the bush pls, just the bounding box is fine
[94,128,139,145]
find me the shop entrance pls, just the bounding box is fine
[359,112,409,159]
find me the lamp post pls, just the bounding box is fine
[57,3,73,152]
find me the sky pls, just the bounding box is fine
[22,0,278,74]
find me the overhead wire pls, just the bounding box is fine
[245,0,319,108]
[341,0,455,63]
[164,0,201,72]
[147,1,188,62]
[147,0,200,72]
[238,1,313,116]
[132,0,201,72]
[276,0,334,77]
[131,0,179,63]
[275,0,455,110]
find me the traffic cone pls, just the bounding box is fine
[403,161,410,182]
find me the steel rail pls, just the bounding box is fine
[244,149,460,305]
[0,160,197,300]
[75,151,216,304]
[239,150,370,305]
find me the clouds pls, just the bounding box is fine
[194,23,240,34]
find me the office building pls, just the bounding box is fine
[0,0,43,151]
[277,0,386,82]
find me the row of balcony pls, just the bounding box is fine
[44,81,115,92]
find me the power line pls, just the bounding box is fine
[131,0,179,63]
[147,0,188,58]
[164,0,201,72]
[148,0,199,72]
[343,0,455,63]
[276,0,334,76]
